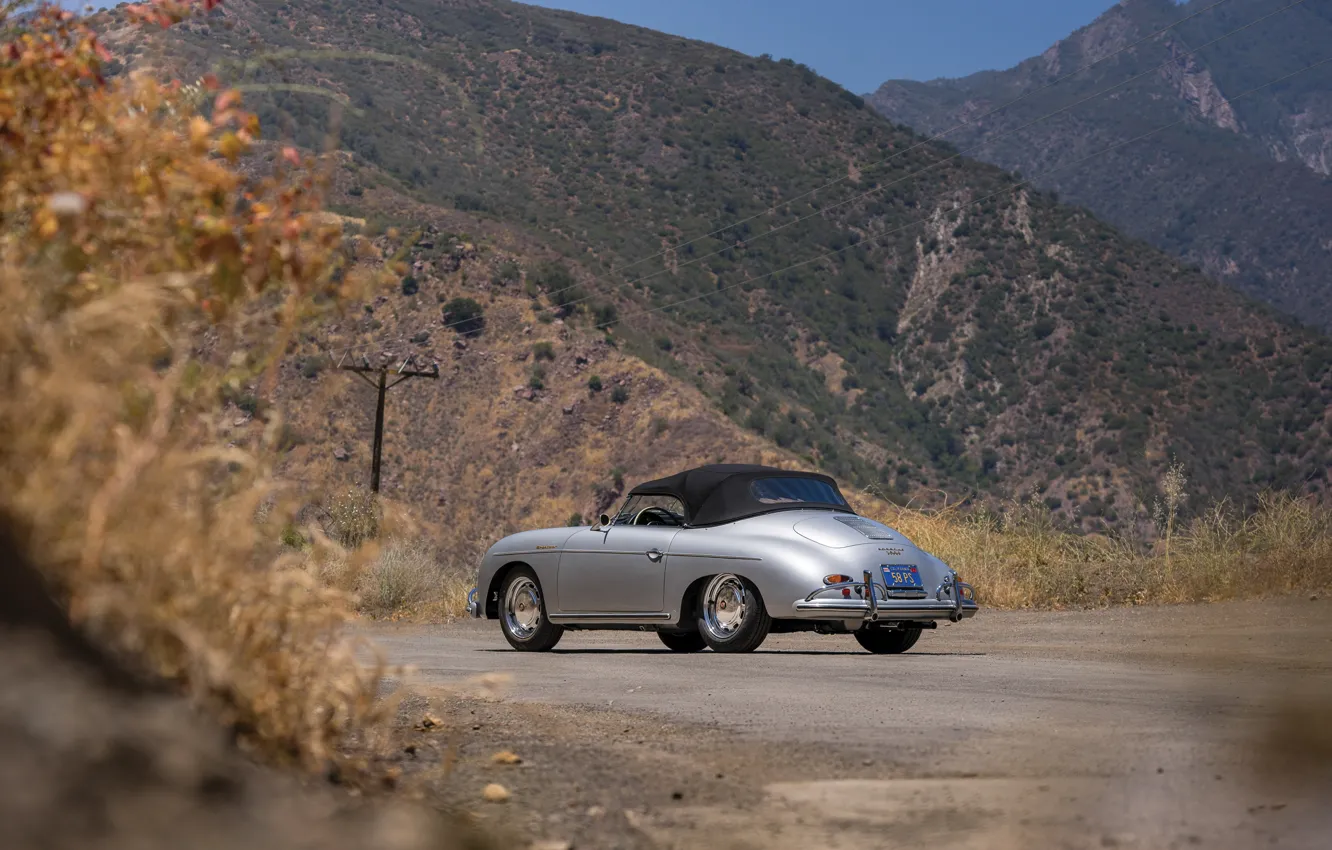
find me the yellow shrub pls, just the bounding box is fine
[853,489,1331,608]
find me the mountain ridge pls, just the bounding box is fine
[99,0,1332,531]
[868,0,1332,330]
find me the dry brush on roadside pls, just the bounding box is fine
[857,489,1332,608]
[304,533,475,622]
[353,536,475,620]
[0,0,396,772]
[287,487,478,621]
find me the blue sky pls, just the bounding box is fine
[522,0,1120,93]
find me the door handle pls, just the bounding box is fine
[646,548,664,562]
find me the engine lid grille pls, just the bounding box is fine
[833,515,894,540]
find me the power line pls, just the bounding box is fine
[327,0,1295,357]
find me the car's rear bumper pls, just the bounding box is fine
[791,598,979,621]
[465,587,481,618]
[792,571,978,623]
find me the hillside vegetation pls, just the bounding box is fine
[100,0,1332,535]
[870,0,1332,330]
[248,177,1332,616]
[243,176,806,577]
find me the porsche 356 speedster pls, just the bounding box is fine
[465,464,977,653]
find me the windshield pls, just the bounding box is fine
[612,494,687,526]
[749,477,847,506]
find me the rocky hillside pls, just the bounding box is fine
[869,0,1332,330]
[222,167,797,550]
[101,0,1332,530]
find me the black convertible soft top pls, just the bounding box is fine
[628,464,852,526]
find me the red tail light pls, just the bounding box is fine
[823,574,852,585]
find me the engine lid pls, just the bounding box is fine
[793,514,897,548]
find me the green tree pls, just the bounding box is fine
[442,297,485,337]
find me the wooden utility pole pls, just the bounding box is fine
[339,357,439,493]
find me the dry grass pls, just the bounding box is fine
[855,490,1332,608]
[291,489,476,621]
[299,532,472,621]
[350,537,474,620]
[0,2,391,771]
[321,487,382,549]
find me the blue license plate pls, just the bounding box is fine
[882,565,923,589]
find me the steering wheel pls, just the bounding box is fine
[633,506,682,527]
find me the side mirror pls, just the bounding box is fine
[599,513,611,529]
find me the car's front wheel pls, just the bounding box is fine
[657,629,706,653]
[698,574,771,653]
[854,626,922,655]
[499,567,564,651]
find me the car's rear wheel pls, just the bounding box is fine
[854,626,922,655]
[657,629,707,653]
[698,573,771,653]
[499,567,564,651]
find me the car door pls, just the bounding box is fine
[556,525,680,613]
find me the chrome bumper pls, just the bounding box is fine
[793,570,978,623]
[465,587,481,618]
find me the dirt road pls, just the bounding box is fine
[369,598,1332,849]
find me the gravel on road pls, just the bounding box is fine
[368,598,1332,850]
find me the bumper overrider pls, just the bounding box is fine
[465,587,480,618]
[793,570,978,623]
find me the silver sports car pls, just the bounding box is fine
[466,464,977,653]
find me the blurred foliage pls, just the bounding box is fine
[0,0,390,772]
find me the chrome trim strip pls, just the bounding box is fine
[549,612,674,623]
[494,550,761,561]
[493,549,654,557]
[495,548,767,562]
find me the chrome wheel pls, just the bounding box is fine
[503,576,543,640]
[701,574,749,641]
[498,568,563,652]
